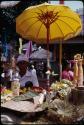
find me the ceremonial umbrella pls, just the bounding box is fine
[16,2,82,87]
[30,48,52,60]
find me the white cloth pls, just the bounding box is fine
[1,56,7,62]
[31,69,36,75]
[17,54,28,63]
[1,73,5,78]
[19,70,39,87]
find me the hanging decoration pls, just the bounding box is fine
[19,38,22,54]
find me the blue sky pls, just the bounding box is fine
[50,1,83,11]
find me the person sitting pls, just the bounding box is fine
[62,60,73,81]
[25,81,33,88]
[16,54,39,88]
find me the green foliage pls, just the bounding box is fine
[1,0,48,29]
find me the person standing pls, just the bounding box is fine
[62,60,74,81]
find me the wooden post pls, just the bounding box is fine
[46,17,50,90]
[59,41,62,81]
[53,44,56,62]
[59,0,64,81]
[73,60,78,87]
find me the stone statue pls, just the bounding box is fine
[77,58,83,87]
[73,54,83,87]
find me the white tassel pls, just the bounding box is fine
[38,90,46,104]
[38,93,45,104]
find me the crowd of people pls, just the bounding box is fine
[1,51,75,89]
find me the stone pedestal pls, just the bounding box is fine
[69,87,84,105]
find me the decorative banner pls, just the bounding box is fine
[11,56,16,69]
[0,1,20,8]
[2,43,8,58]
[5,43,8,58]
[19,38,22,54]
[25,41,32,59]
[19,48,21,55]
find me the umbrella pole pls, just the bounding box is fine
[59,0,64,81]
[59,41,62,81]
[46,24,50,90]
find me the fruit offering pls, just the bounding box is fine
[1,86,13,103]
[61,79,73,86]
[50,80,72,99]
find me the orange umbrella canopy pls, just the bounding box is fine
[16,2,82,44]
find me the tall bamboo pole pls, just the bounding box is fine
[46,18,50,90]
[59,41,62,81]
[59,0,64,81]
